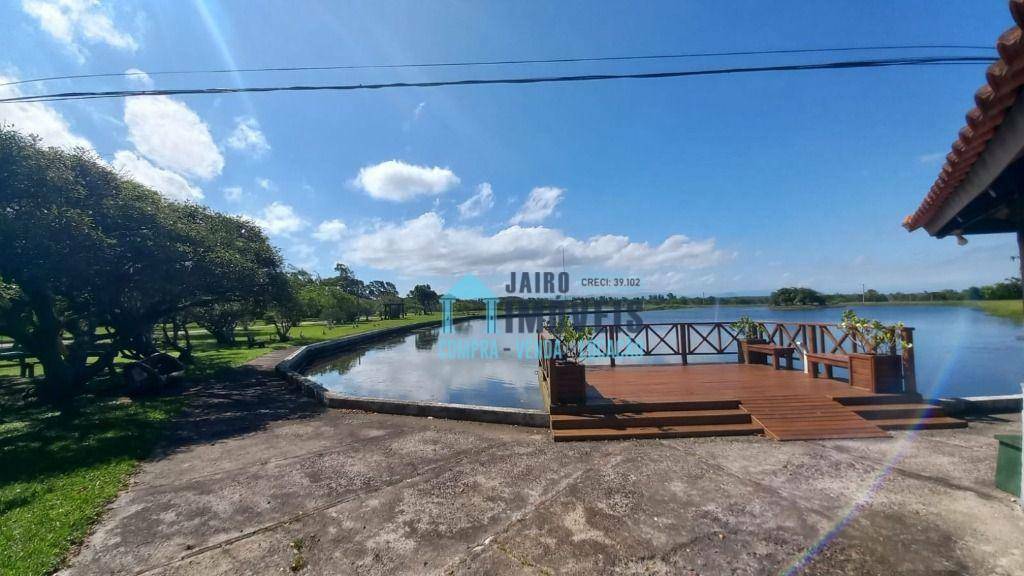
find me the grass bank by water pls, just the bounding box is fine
[0,312,443,575]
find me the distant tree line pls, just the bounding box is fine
[639,278,1022,308]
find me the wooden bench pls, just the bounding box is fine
[744,343,796,370]
[805,352,850,380]
[0,350,38,378]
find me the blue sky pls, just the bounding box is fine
[2,1,1021,296]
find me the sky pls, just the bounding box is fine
[1,0,1021,298]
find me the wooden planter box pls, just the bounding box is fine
[549,361,587,405]
[849,353,902,393]
[737,338,768,364]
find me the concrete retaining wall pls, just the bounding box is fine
[936,394,1023,416]
[275,317,550,428]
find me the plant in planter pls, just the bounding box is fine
[731,315,767,364]
[838,310,912,393]
[546,316,594,405]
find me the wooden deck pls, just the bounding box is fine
[548,363,965,442]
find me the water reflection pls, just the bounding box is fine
[303,322,543,409]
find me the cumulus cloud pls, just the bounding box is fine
[346,212,728,276]
[353,159,460,202]
[124,67,152,87]
[23,0,137,61]
[245,202,308,236]
[510,186,563,224]
[222,186,243,202]
[225,116,270,157]
[0,75,93,150]
[124,95,224,180]
[313,219,347,242]
[112,150,203,202]
[458,182,495,219]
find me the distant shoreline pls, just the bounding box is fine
[639,300,1022,322]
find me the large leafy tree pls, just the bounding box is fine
[0,128,287,400]
[408,284,439,313]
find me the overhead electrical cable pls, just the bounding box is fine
[0,44,996,88]
[0,56,998,104]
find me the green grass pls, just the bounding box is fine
[0,312,445,575]
[0,381,183,576]
[964,300,1024,322]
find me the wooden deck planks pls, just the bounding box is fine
[547,363,964,441]
[581,363,892,441]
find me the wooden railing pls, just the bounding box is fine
[538,321,916,392]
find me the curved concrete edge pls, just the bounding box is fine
[275,318,550,429]
[935,394,1023,416]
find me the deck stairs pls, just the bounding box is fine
[550,393,965,442]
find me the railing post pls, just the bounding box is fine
[678,323,688,365]
[609,325,616,367]
[901,327,916,395]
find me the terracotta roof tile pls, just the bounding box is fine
[905,1,1024,231]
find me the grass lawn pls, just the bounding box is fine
[0,312,444,575]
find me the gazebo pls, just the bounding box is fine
[439,275,499,333]
[903,0,1024,314]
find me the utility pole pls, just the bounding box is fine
[1016,229,1023,316]
[861,283,866,303]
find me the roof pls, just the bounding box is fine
[440,274,498,300]
[904,0,1024,232]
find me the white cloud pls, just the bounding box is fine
[917,151,946,165]
[256,177,273,190]
[124,95,224,180]
[0,75,93,150]
[222,186,243,202]
[245,202,308,236]
[353,159,460,202]
[124,67,152,88]
[313,219,347,242]
[112,150,203,202]
[510,186,564,224]
[288,243,318,271]
[23,0,137,61]
[414,101,426,119]
[458,182,495,219]
[225,116,270,157]
[346,212,728,276]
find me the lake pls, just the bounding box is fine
[302,305,1024,409]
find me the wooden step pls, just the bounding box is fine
[551,422,763,442]
[550,399,739,415]
[550,409,751,430]
[770,429,891,441]
[831,393,924,406]
[872,416,968,431]
[849,403,946,420]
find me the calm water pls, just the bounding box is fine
[303,305,1024,408]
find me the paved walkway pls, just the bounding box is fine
[60,353,1024,575]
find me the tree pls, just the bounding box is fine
[330,262,367,298]
[0,127,287,400]
[265,272,305,342]
[321,288,361,324]
[769,287,826,307]
[408,284,439,313]
[365,280,398,300]
[194,302,257,345]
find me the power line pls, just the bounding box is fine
[0,56,997,105]
[0,44,996,88]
